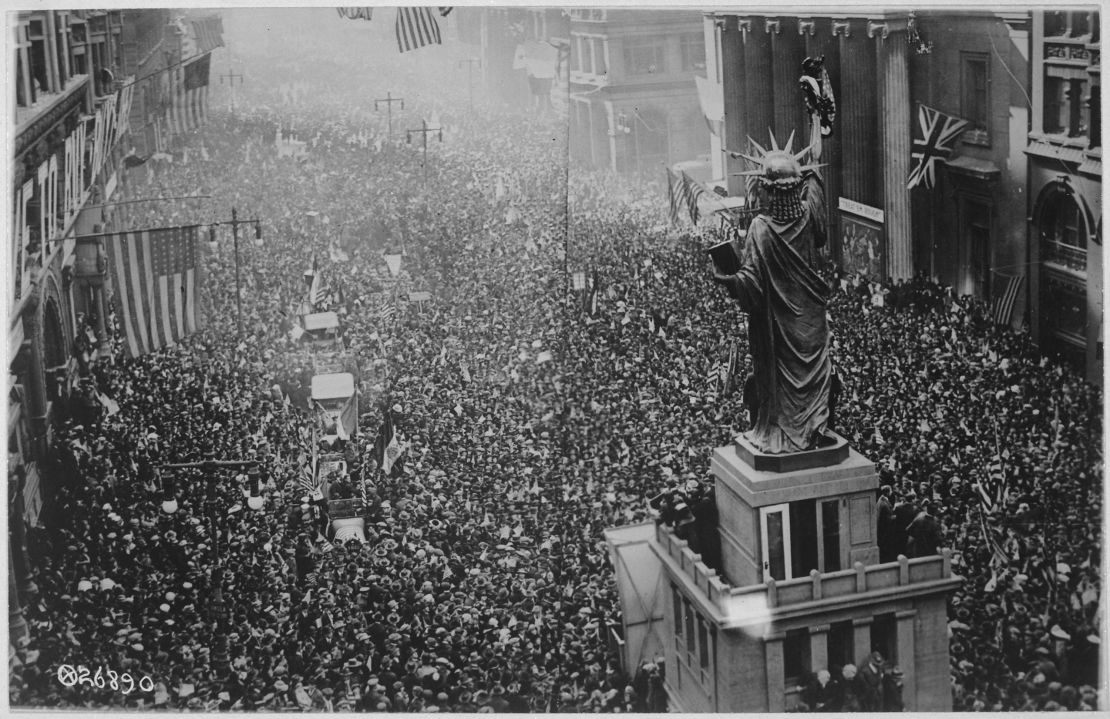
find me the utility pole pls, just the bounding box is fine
[458,57,481,111]
[208,208,263,338]
[406,119,443,186]
[374,92,404,143]
[219,67,243,111]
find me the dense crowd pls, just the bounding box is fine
[9,10,1101,712]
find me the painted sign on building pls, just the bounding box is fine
[839,197,885,279]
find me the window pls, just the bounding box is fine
[697,618,710,671]
[1044,10,1096,38]
[1044,73,1090,139]
[821,499,842,572]
[594,38,607,75]
[27,17,50,95]
[672,584,684,651]
[680,33,705,72]
[783,629,811,684]
[961,53,990,145]
[683,598,696,662]
[623,38,665,75]
[872,613,898,666]
[1041,191,1087,272]
[827,621,854,674]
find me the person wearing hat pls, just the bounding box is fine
[905,499,942,558]
[881,665,904,711]
[856,650,885,711]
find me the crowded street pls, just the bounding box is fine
[8,7,1103,713]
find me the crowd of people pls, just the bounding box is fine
[9,9,1101,712]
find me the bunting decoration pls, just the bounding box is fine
[991,273,1024,327]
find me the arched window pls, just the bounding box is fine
[1040,190,1088,272]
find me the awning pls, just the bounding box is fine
[311,373,355,401]
[944,155,1000,181]
[302,311,340,332]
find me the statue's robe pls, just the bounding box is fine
[722,173,831,453]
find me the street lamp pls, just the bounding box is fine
[160,471,179,515]
[206,209,264,338]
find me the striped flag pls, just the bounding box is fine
[907,105,969,189]
[168,53,211,136]
[190,16,225,53]
[395,7,448,53]
[379,297,397,327]
[666,169,682,227]
[105,226,203,358]
[991,273,1024,326]
[679,171,706,224]
[336,7,375,20]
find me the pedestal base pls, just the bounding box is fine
[733,431,850,473]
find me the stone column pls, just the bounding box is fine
[852,616,874,666]
[896,609,918,710]
[809,623,830,673]
[836,19,879,208]
[721,15,749,196]
[877,24,914,280]
[769,18,807,141]
[764,632,786,712]
[741,17,775,149]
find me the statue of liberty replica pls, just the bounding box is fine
[711,108,832,454]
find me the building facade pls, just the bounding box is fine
[8,8,203,644]
[704,12,1032,291]
[1025,9,1101,382]
[703,9,1102,381]
[566,9,709,175]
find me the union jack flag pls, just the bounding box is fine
[907,105,969,189]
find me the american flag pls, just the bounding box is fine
[907,105,969,190]
[190,16,225,54]
[168,53,211,136]
[379,297,397,326]
[679,171,706,224]
[395,7,450,54]
[105,226,203,358]
[666,169,682,226]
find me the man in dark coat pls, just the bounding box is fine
[906,500,942,558]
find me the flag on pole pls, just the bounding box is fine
[169,53,212,136]
[666,169,682,227]
[190,16,225,53]
[991,273,1024,326]
[105,226,203,358]
[679,171,706,224]
[395,7,447,53]
[336,7,375,20]
[907,105,969,189]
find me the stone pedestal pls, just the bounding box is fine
[711,431,880,588]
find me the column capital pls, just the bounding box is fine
[868,17,909,40]
[831,18,851,37]
[852,616,875,628]
[737,17,753,35]
[798,18,817,36]
[895,609,918,620]
[809,623,832,635]
[765,18,781,35]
